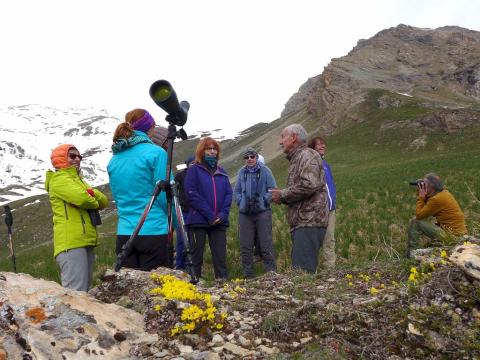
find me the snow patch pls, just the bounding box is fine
[23,199,41,207]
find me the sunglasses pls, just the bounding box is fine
[205,147,218,152]
[69,153,83,161]
[244,155,256,160]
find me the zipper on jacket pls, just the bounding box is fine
[211,175,217,215]
[80,215,86,234]
[63,202,69,220]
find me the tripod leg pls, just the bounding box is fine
[171,182,198,284]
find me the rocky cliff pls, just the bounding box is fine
[282,25,480,134]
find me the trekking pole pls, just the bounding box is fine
[3,205,17,273]
[171,180,198,284]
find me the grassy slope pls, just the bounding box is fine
[1,89,479,282]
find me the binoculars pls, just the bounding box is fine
[149,80,190,126]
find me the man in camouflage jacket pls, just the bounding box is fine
[271,124,329,273]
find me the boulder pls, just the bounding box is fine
[0,272,158,359]
[449,244,480,281]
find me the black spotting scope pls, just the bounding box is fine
[149,80,190,126]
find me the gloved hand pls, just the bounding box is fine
[86,188,95,197]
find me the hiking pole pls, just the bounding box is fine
[3,205,17,273]
[171,180,198,284]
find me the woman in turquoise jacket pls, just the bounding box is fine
[107,108,170,271]
[46,144,108,291]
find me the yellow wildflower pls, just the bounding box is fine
[234,286,246,293]
[440,250,448,258]
[182,322,196,332]
[370,287,378,295]
[345,274,353,279]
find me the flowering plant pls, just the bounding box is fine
[150,274,227,336]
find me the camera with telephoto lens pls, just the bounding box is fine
[409,179,425,187]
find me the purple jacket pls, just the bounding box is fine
[184,162,232,227]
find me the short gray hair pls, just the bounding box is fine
[424,173,444,191]
[284,124,307,143]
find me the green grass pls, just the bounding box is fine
[1,89,479,284]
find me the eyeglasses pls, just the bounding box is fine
[244,155,256,160]
[205,147,218,152]
[69,153,83,161]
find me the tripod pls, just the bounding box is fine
[114,122,198,284]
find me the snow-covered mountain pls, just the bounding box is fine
[0,105,120,204]
[0,105,236,205]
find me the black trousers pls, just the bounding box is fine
[188,227,228,279]
[116,235,169,271]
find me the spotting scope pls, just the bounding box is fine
[149,80,190,126]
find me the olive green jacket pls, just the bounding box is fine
[45,166,108,257]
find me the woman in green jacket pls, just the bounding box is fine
[45,144,108,291]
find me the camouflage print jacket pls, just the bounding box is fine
[280,144,329,230]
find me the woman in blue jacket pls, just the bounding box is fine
[107,108,170,271]
[184,137,232,279]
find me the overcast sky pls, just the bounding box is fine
[1,0,479,136]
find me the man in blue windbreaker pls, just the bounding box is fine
[234,147,277,278]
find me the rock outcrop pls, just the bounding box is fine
[0,271,157,359]
[282,25,480,134]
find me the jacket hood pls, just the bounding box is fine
[51,144,76,169]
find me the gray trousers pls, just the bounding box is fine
[56,247,95,292]
[291,227,326,273]
[239,210,276,278]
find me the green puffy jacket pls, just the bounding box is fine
[45,166,109,257]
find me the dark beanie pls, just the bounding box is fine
[243,147,258,158]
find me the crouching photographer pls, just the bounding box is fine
[406,172,467,257]
[234,148,277,278]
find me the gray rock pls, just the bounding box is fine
[211,334,224,346]
[0,272,157,359]
[257,345,280,355]
[223,342,252,357]
[237,335,251,348]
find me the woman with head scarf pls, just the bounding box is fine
[107,108,171,270]
[184,137,232,280]
[45,144,108,291]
